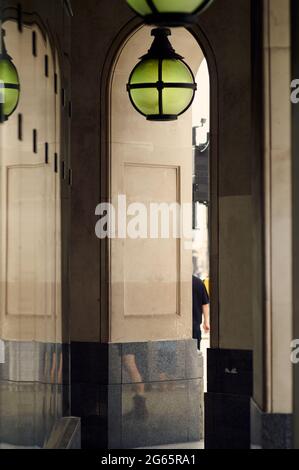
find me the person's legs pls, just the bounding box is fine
[123,353,148,421]
[123,354,145,396]
[193,324,202,351]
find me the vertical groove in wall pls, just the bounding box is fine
[264,0,273,413]
[251,0,266,412]
[264,0,293,414]
[291,0,299,449]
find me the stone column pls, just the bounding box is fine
[251,0,293,449]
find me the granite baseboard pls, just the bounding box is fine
[251,400,293,449]
[205,392,251,449]
[0,340,69,384]
[71,339,204,449]
[0,340,70,449]
[205,349,253,449]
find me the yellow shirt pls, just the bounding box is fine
[203,278,210,295]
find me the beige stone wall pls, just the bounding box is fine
[70,0,257,349]
[218,195,253,351]
[263,0,293,414]
[110,26,204,343]
[0,21,62,343]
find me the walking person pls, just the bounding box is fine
[192,275,210,350]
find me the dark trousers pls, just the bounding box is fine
[193,324,202,351]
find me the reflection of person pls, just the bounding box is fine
[157,342,177,391]
[192,275,210,350]
[122,345,149,421]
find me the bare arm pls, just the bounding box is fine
[202,304,210,333]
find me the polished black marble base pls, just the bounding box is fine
[71,340,203,449]
[0,340,69,385]
[0,382,63,448]
[205,392,251,449]
[205,348,253,449]
[0,340,70,449]
[251,400,293,449]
